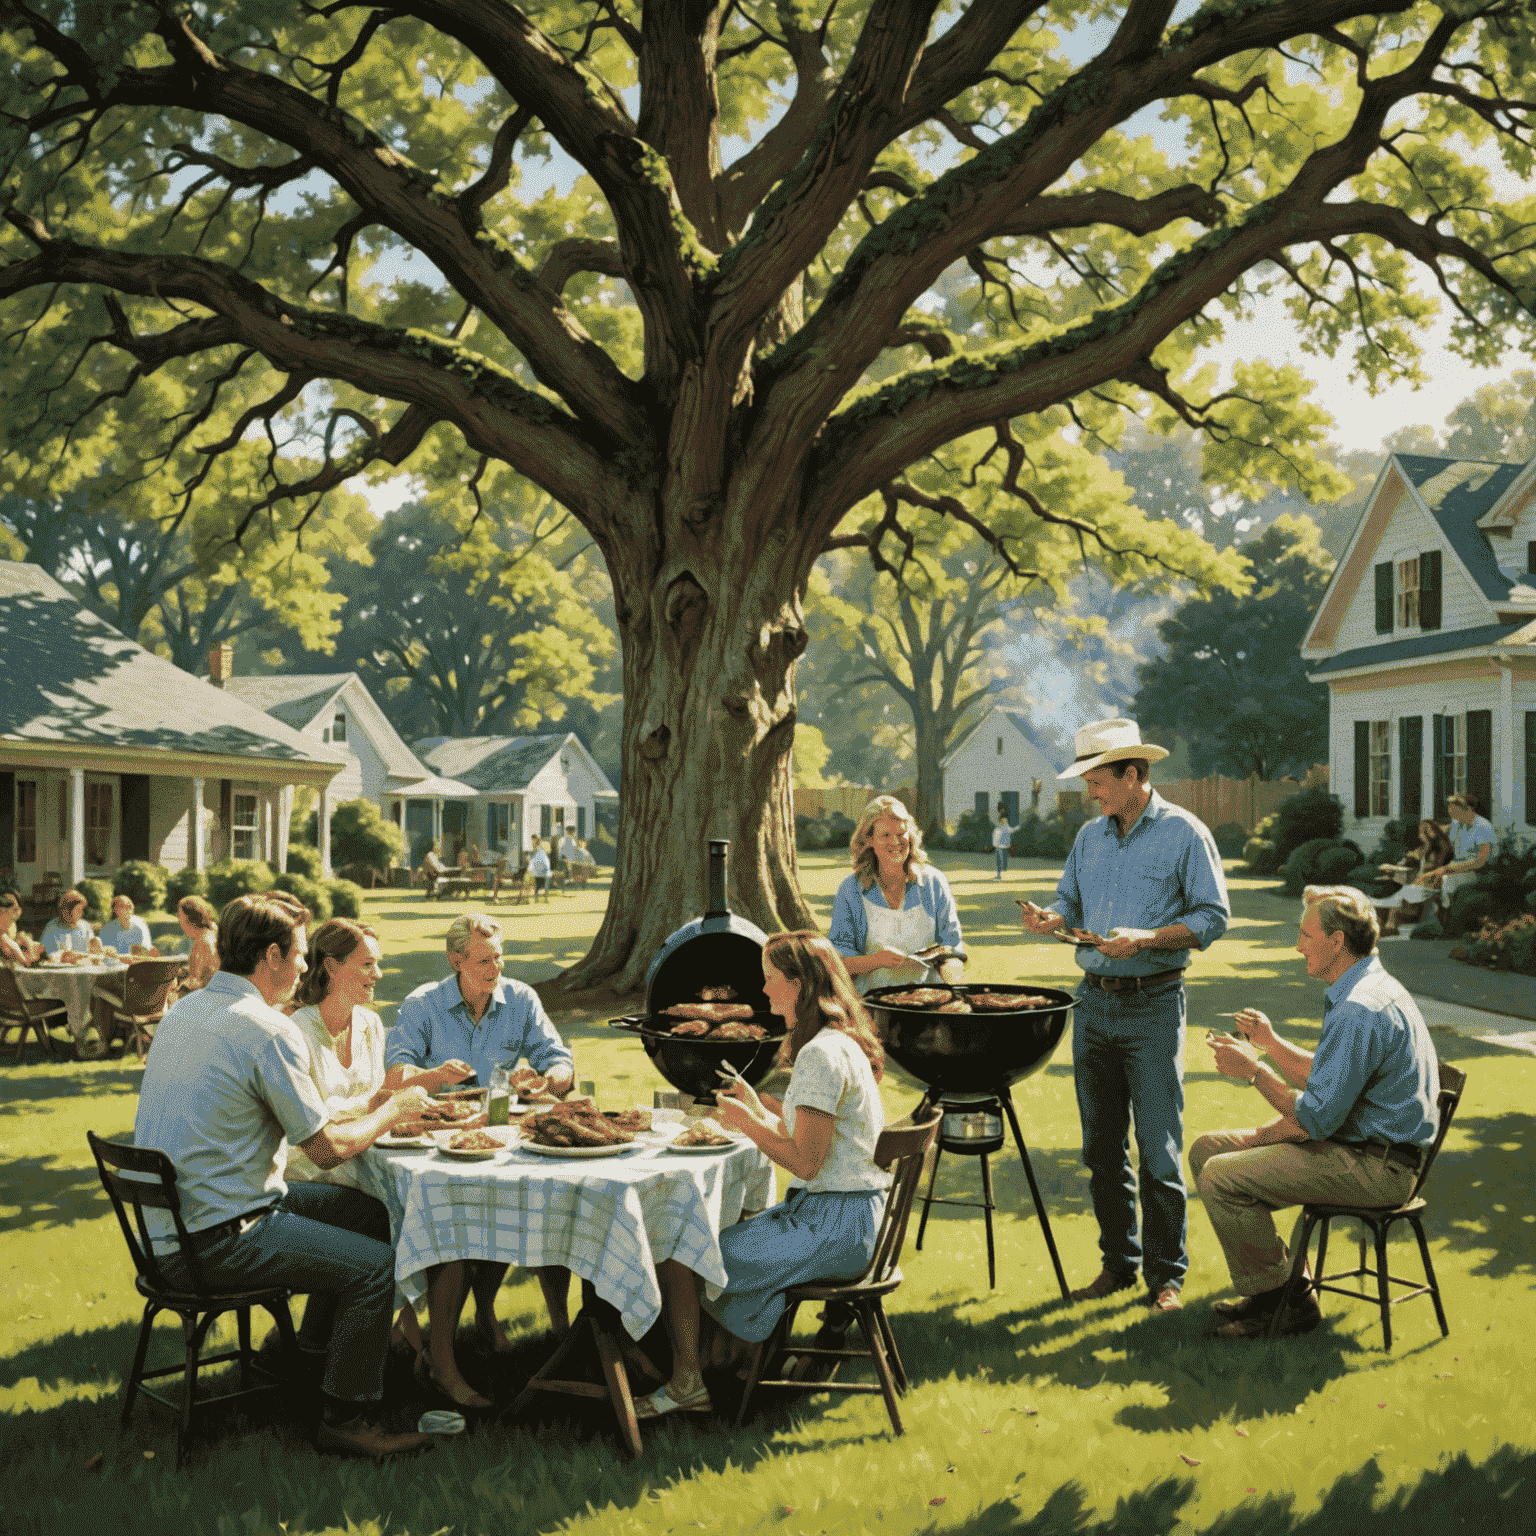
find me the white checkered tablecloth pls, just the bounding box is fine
[357,1137,776,1340]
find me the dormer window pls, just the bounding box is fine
[1374,552,1441,634]
[333,712,347,744]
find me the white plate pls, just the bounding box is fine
[432,1129,517,1160]
[515,1139,639,1159]
[666,1134,744,1154]
[375,1132,432,1149]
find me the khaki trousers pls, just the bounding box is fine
[1189,1130,1416,1295]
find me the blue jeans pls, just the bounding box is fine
[995,847,1009,876]
[158,1183,396,1404]
[1071,978,1188,1293]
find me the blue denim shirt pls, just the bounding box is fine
[828,866,966,962]
[1049,791,1229,977]
[1297,956,1439,1147]
[385,973,573,1087]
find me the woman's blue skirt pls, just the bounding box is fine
[701,1186,886,1343]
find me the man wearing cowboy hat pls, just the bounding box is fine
[1021,718,1230,1314]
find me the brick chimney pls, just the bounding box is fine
[208,643,234,687]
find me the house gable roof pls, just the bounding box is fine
[1304,619,1535,677]
[942,707,1053,769]
[0,563,346,771]
[225,673,427,779]
[414,732,617,796]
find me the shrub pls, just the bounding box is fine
[113,859,169,913]
[282,842,323,880]
[1443,886,1496,938]
[1012,814,1045,857]
[1509,920,1536,976]
[77,877,114,922]
[206,859,276,911]
[1365,818,1416,866]
[1314,843,1364,883]
[1280,838,1362,897]
[1242,836,1280,874]
[165,867,209,908]
[795,814,829,851]
[1280,837,1336,896]
[952,809,995,853]
[329,799,404,875]
[271,871,331,924]
[1211,822,1249,859]
[1272,786,1344,865]
[1344,863,1394,897]
[1409,914,1444,940]
[824,811,856,850]
[325,878,364,920]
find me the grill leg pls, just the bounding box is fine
[1000,1088,1069,1300]
[979,1152,996,1291]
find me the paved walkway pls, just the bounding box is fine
[1379,936,1536,1056]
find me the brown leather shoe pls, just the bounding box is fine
[1070,1269,1139,1301]
[1213,1292,1279,1319]
[315,1418,432,1460]
[1147,1285,1182,1313]
[1214,1295,1322,1341]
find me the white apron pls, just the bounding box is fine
[857,886,939,996]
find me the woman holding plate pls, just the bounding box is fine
[638,931,889,1419]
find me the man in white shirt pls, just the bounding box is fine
[1439,795,1494,906]
[134,893,434,1459]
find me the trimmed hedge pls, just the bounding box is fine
[77,877,114,922]
[1280,837,1363,897]
[206,859,276,911]
[113,860,169,913]
[325,878,364,920]
[165,867,209,908]
[272,872,332,924]
[1211,822,1249,859]
[282,843,324,880]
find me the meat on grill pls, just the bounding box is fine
[662,1001,756,1022]
[708,1021,766,1041]
[881,987,953,1009]
[669,1019,711,1037]
[935,999,972,1013]
[698,986,737,1002]
[970,991,1056,1010]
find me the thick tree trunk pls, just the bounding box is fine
[913,714,948,842]
[558,504,817,994]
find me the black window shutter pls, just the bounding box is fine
[1432,715,1446,819]
[1419,550,1442,630]
[1400,716,1422,820]
[1354,720,1370,817]
[1528,540,1536,575]
[1466,709,1492,819]
[1527,714,1536,826]
[1374,563,1394,633]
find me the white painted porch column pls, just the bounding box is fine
[277,785,293,871]
[190,778,205,870]
[69,768,85,885]
[318,781,333,879]
[432,798,443,850]
[1422,715,1435,820]
[1497,658,1516,830]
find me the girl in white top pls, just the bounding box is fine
[637,931,888,1420]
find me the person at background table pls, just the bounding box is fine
[385,912,575,1403]
[41,890,96,954]
[993,809,1019,880]
[1374,819,1453,938]
[829,795,965,996]
[559,826,580,869]
[177,895,220,990]
[99,893,156,955]
[527,837,552,901]
[133,891,436,1459]
[1019,718,1230,1316]
[638,931,889,1419]
[1192,885,1439,1338]
[1438,794,1494,907]
[0,893,43,966]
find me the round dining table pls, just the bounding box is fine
[352,1118,776,1454]
[14,959,126,1057]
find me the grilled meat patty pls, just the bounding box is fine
[881,987,952,1009]
[662,1002,756,1022]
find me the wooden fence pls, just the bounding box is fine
[1153,765,1329,833]
[792,785,880,822]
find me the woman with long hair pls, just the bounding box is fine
[176,895,220,989]
[637,931,891,1419]
[828,794,966,994]
[0,893,42,966]
[1376,820,1454,937]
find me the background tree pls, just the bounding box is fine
[328,798,405,876]
[1131,515,1335,781]
[4,2,1533,989]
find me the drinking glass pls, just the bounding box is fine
[488,1065,512,1127]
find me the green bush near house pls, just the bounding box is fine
[1280,837,1363,897]
[1242,833,1280,873]
[1211,820,1249,858]
[112,860,169,913]
[1272,785,1344,860]
[76,877,113,922]
[325,878,364,920]
[164,867,208,908]
[281,842,323,880]
[271,871,331,923]
[205,858,275,911]
[329,799,404,876]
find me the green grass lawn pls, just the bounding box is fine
[2,853,1532,1535]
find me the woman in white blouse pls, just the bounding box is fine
[637,930,889,1419]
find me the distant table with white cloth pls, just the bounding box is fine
[14,959,125,1056]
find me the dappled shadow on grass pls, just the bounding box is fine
[944,1449,1535,1536]
[0,1154,112,1235]
[0,1063,143,1108]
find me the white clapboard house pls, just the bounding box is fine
[941,706,1061,828]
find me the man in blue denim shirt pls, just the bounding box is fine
[1191,885,1438,1338]
[1021,719,1229,1314]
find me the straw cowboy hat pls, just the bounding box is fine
[1058,718,1170,779]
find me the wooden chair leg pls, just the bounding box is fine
[914,1145,942,1253]
[178,1311,203,1466]
[734,1310,789,1428]
[122,1300,159,1426]
[591,1316,643,1459]
[1310,1213,1331,1308]
[237,1307,253,1391]
[1372,1222,1394,1350]
[1409,1214,1449,1337]
[872,1303,907,1394]
[854,1301,903,1436]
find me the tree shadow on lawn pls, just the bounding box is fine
[0,1063,143,1108]
[0,1154,113,1235]
[942,1448,1534,1536]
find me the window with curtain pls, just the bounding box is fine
[1395,558,1419,628]
[232,793,259,860]
[1369,721,1391,816]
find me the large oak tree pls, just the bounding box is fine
[3,1,1533,988]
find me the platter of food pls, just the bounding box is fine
[665,1123,741,1153]
[516,1099,641,1157]
[434,1128,515,1161]
[517,1139,640,1159]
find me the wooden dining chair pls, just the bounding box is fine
[87,1131,296,1465]
[0,965,65,1062]
[735,1112,942,1436]
[101,959,184,1060]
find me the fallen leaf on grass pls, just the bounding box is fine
[1246,1488,1257,1494]
[1021,1407,1038,1416]
[982,1429,992,1435]
[1234,1428,1249,1438]
[1439,1373,1453,1379]
[929,1497,946,1507]
[83,1453,103,1472]
[1178,1455,1201,1467]
[779,1508,795,1518]
[1378,1402,1387,1408]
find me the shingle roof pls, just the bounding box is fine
[942,707,1054,767]
[1395,454,1526,601]
[224,675,347,732]
[413,734,567,792]
[1306,620,1532,676]
[0,563,346,767]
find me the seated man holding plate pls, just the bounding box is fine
[385,912,576,1406]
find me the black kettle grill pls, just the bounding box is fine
[864,982,1073,1297]
[608,840,785,1104]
